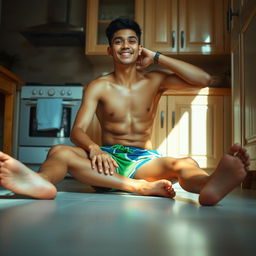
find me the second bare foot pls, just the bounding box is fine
[138,179,176,198]
[199,144,248,206]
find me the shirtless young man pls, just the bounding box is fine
[0,18,250,205]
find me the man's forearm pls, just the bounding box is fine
[157,53,211,87]
[70,127,100,152]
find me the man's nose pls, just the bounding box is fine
[122,40,129,48]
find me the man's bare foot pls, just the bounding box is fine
[0,151,57,199]
[199,144,249,206]
[138,179,176,198]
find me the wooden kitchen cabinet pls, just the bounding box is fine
[0,66,23,155]
[152,88,231,170]
[231,1,256,178]
[85,0,144,55]
[144,0,227,54]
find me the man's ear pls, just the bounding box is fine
[107,46,113,56]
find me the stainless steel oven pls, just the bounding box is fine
[18,85,83,171]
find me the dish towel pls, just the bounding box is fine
[36,98,63,131]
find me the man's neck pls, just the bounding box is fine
[113,63,140,87]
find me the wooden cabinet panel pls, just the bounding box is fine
[151,96,168,154]
[231,40,241,145]
[241,13,256,169]
[144,0,177,53]
[179,0,224,54]
[231,1,256,172]
[86,0,144,55]
[152,93,229,170]
[144,0,226,54]
[0,66,23,155]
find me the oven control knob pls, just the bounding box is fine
[39,89,44,95]
[32,89,37,95]
[48,89,55,96]
[67,90,72,96]
[60,89,65,96]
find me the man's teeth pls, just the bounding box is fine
[120,52,132,55]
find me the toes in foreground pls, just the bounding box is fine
[199,144,248,206]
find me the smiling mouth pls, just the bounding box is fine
[119,51,133,56]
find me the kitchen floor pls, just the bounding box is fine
[0,178,256,256]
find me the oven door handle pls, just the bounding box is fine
[24,100,78,106]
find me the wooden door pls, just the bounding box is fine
[240,10,256,170]
[231,40,242,145]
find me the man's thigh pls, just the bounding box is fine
[48,144,89,159]
[68,145,89,158]
[134,157,178,181]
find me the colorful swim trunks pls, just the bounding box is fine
[101,145,162,178]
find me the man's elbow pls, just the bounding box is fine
[197,73,212,88]
[70,128,77,143]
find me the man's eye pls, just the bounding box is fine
[114,40,122,44]
[129,40,136,44]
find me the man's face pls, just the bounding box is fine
[108,29,142,65]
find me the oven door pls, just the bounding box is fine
[19,99,81,146]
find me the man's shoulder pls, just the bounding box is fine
[83,73,113,98]
[85,74,113,90]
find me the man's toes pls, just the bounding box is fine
[229,144,241,155]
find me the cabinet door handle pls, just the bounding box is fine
[160,111,165,128]
[171,31,176,48]
[181,31,185,48]
[171,111,175,128]
[227,8,239,32]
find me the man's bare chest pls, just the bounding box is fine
[97,85,160,121]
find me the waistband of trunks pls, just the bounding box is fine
[101,145,139,153]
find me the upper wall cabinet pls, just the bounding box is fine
[144,0,227,55]
[85,0,144,55]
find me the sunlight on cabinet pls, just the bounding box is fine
[152,95,225,169]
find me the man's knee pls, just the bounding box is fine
[48,144,65,156]
[175,157,199,169]
[164,156,199,171]
[47,144,74,159]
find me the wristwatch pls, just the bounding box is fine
[154,51,161,64]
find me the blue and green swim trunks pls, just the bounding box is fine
[100,145,162,178]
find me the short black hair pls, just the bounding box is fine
[105,17,142,45]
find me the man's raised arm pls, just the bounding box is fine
[137,48,212,88]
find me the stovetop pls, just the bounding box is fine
[21,83,84,99]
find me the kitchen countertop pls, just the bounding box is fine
[164,87,231,96]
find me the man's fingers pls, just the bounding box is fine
[91,154,118,175]
[112,159,119,168]
[108,162,117,175]
[102,158,110,175]
[91,156,96,169]
[96,155,103,173]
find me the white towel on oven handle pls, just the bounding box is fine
[36,98,63,131]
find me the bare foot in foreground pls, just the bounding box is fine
[0,151,57,199]
[199,144,249,206]
[138,179,176,198]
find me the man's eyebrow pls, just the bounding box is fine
[112,36,138,41]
